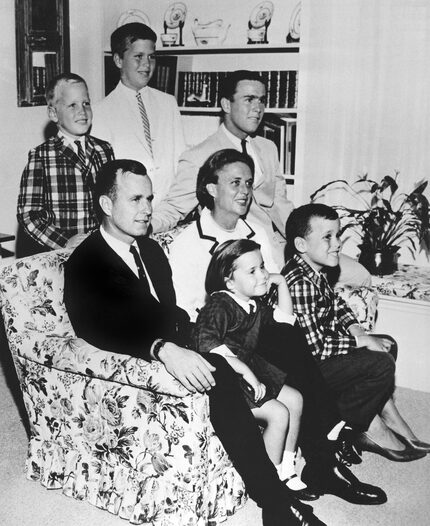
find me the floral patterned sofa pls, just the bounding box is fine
[0,249,246,526]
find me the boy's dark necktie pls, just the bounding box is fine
[136,92,153,156]
[129,245,150,294]
[74,140,86,165]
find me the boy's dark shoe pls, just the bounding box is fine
[335,427,362,465]
[302,461,387,505]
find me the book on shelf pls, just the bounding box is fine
[44,53,57,87]
[176,70,298,110]
[257,116,297,176]
[32,67,46,97]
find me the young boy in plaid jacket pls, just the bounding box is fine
[282,203,429,462]
[17,73,114,253]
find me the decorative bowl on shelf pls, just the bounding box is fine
[160,33,178,46]
[192,18,230,46]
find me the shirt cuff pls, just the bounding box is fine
[210,344,236,358]
[273,307,296,325]
[150,338,164,360]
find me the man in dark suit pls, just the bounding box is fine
[64,158,324,526]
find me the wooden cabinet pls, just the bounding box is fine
[15,0,70,107]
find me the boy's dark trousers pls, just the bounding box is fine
[318,337,397,431]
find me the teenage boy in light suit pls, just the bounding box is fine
[91,23,186,207]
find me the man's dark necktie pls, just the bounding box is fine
[241,138,248,155]
[75,140,86,165]
[129,245,150,293]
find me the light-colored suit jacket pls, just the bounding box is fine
[151,126,294,266]
[91,82,186,206]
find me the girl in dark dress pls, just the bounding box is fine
[194,238,308,493]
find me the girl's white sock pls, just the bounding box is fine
[281,450,307,490]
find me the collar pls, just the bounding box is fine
[100,224,134,260]
[58,130,86,150]
[220,123,250,150]
[293,253,328,289]
[217,290,257,314]
[197,208,256,254]
[118,80,148,99]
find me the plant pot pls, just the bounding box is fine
[358,250,399,276]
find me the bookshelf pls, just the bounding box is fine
[15,0,70,107]
[104,43,299,176]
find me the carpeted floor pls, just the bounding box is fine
[1,333,429,526]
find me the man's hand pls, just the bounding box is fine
[356,334,393,352]
[158,342,216,393]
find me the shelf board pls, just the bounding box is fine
[180,107,297,115]
[155,43,300,56]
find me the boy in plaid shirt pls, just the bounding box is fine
[17,73,114,253]
[282,203,429,462]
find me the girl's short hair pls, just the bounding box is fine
[205,238,261,295]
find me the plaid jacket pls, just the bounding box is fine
[282,254,358,360]
[17,133,114,250]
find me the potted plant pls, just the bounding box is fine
[310,171,430,275]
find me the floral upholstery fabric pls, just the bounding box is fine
[334,285,378,332]
[0,249,246,525]
[371,264,430,302]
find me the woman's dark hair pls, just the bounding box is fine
[205,238,261,295]
[284,203,339,257]
[111,22,157,57]
[196,149,255,210]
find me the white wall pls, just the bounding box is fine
[0,0,49,257]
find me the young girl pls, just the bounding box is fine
[194,239,309,497]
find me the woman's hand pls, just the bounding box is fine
[242,371,267,402]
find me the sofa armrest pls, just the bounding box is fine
[40,335,190,397]
[335,285,378,332]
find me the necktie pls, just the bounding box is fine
[129,245,151,293]
[136,92,153,156]
[241,138,248,155]
[75,140,86,165]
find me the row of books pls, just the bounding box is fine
[177,70,298,109]
[32,54,57,99]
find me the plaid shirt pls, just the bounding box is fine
[17,133,114,249]
[282,254,358,361]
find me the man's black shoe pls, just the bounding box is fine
[262,502,327,526]
[302,462,387,505]
[336,427,362,465]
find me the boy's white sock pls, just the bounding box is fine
[327,420,346,441]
